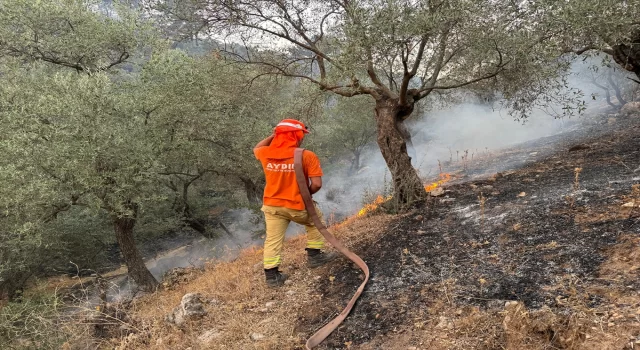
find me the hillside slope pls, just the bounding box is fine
[93,113,639,350]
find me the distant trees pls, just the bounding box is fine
[586,65,635,109]
[317,96,377,174]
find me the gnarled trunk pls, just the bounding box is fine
[112,205,158,292]
[612,31,640,84]
[374,97,426,205]
[240,176,264,205]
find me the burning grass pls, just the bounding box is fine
[424,173,453,192]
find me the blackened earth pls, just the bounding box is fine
[297,115,640,349]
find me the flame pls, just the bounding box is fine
[357,194,392,216]
[424,173,452,192]
[334,194,392,228]
[333,173,453,229]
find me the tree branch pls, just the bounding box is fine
[399,35,428,106]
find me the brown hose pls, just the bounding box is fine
[293,148,370,349]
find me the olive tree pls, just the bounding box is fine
[0,1,308,293]
[585,64,635,109]
[0,0,258,292]
[0,0,167,292]
[542,0,640,84]
[156,0,573,204]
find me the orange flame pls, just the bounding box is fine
[333,173,453,229]
[357,194,392,216]
[424,173,452,192]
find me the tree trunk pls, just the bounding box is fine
[112,206,158,292]
[604,88,617,109]
[240,176,263,205]
[349,151,361,174]
[612,30,640,84]
[170,181,208,234]
[591,78,618,109]
[182,207,207,234]
[374,97,426,205]
[607,71,627,105]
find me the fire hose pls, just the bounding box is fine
[293,148,370,349]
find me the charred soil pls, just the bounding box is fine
[298,115,640,349]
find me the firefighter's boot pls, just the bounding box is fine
[307,248,338,268]
[264,267,288,288]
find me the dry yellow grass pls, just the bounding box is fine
[110,213,397,350]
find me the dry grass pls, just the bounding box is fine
[106,213,397,350]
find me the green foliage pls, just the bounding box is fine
[532,0,640,82]
[0,0,157,73]
[160,0,582,114]
[0,0,338,297]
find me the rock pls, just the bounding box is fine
[429,187,445,197]
[486,299,506,310]
[435,316,453,329]
[414,215,424,221]
[620,101,640,117]
[608,117,617,124]
[286,290,296,296]
[265,301,275,308]
[198,329,223,343]
[162,267,202,289]
[250,332,265,341]
[165,293,208,326]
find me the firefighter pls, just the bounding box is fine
[253,119,337,287]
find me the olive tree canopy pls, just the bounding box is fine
[157,0,576,204]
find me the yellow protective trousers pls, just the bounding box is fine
[261,203,326,269]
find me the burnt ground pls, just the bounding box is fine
[297,114,640,349]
